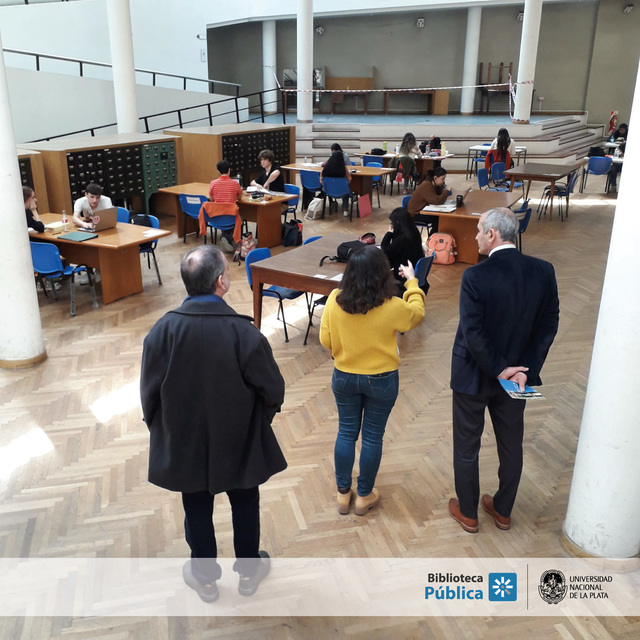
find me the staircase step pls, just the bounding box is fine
[312,124,361,132]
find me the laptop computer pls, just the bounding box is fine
[79,207,118,232]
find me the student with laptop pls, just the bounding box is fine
[407,167,451,235]
[73,183,113,230]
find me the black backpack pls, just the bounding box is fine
[282,219,303,246]
[319,240,367,266]
[129,213,154,250]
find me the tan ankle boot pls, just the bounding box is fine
[354,488,380,516]
[337,489,353,514]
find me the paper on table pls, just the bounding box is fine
[330,273,343,281]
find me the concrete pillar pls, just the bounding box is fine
[296,0,313,123]
[513,0,543,124]
[262,20,278,115]
[0,32,46,368]
[460,7,482,116]
[563,60,640,558]
[106,0,139,134]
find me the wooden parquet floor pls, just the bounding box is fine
[1,174,638,639]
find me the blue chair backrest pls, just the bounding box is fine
[284,183,300,207]
[245,247,271,288]
[363,155,382,166]
[402,194,412,208]
[477,168,490,189]
[300,170,322,191]
[204,214,236,229]
[587,156,612,175]
[512,198,530,214]
[117,207,130,223]
[567,169,581,193]
[179,194,208,218]
[31,242,64,276]
[415,253,435,287]
[303,235,322,245]
[491,162,507,181]
[367,161,382,184]
[322,177,350,198]
[518,208,532,234]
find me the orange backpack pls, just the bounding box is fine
[427,233,457,265]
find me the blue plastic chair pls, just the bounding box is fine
[245,247,306,343]
[284,183,300,222]
[477,168,504,191]
[202,209,236,248]
[322,177,358,221]
[515,208,532,252]
[300,170,322,193]
[415,252,436,295]
[116,207,130,223]
[581,156,613,192]
[469,143,491,178]
[539,169,580,221]
[490,162,522,192]
[178,193,208,243]
[402,194,411,208]
[130,214,163,285]
[366,161,383,208]
[30,241,98,317]
[303,236,322,245]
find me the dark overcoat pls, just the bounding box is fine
[451,248,559,396]
[140,297,286,494]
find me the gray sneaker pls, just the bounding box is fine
[182,560,219,603]
[238,550,270,596]
[219,236,235,253]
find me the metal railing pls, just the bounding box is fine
[3,47,241,96]
[26,89,285,142]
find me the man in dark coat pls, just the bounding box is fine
[140,245,286,602]
[448,208,559,533]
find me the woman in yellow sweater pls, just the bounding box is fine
[320,246,425,516]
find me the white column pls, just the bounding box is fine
[563,61,640,558]
[460,7,482,116]
[513,0,543,124]
[106,0,138,134]
[262,20,277,115]
[0,33,46,368]
[296,0,313,123]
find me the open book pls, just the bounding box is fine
[421,200,456,213]
[498,379,544,400]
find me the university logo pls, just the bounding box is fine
[538,570,567,604]
[488,573,517,601]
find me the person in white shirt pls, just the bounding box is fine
[73,183,113,229]
[490,128,516,157]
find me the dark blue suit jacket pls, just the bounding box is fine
[450,247,559,396]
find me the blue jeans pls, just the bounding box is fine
[332,368,399,496]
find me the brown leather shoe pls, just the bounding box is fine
[448,498,479,533]
[337,488,353,515]
[354,488,380,516]
[481,494,511,530]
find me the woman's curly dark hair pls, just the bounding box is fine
[336,245,397,314]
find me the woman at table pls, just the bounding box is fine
[490,127,516,157]
[396,132,422,194]
[485,130,512,176]
[331,142,351,167]
[321,148,352,216]
[23,186,44,233]
[382,207,425,295]
[320,245,425,516]
[250,149,285,193]
[611,123,628,142]
[407,166,450,235]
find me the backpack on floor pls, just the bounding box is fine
[427,233,457,265]
[234,232,256,263]
[282,219,303,246]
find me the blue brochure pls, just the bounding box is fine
[498,379,544,400]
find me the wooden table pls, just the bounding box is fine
[155,182,295,248]
[424,190,522,264]
[281,163,395,198]
[251,233,352,328]
[34,213,171,304]
[356,153,454,183]
[383,89,449,115]
[505,161,585,220]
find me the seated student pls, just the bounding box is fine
[321,149,352,216]
[392,132,422,195]
[250,149,285,193]
[208,159,242,253]
[485,130,512,174]
[608,142,625,191]
[331,142,351,167]
[24,186,44,233]
[72,183,113,229]
[611,123,628,142]
[490,127,516,157]
[407,167,450,235]
[381,207,425,294]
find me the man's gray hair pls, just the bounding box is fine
[481,207,518,243]
[180,245,226,296]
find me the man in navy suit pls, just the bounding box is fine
[448,208,559,533]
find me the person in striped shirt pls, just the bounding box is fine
[209,159,242,252]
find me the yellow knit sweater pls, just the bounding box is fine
[319,278,426,374]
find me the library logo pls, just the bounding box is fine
[538,570,567,604]
[488,573,517,601]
